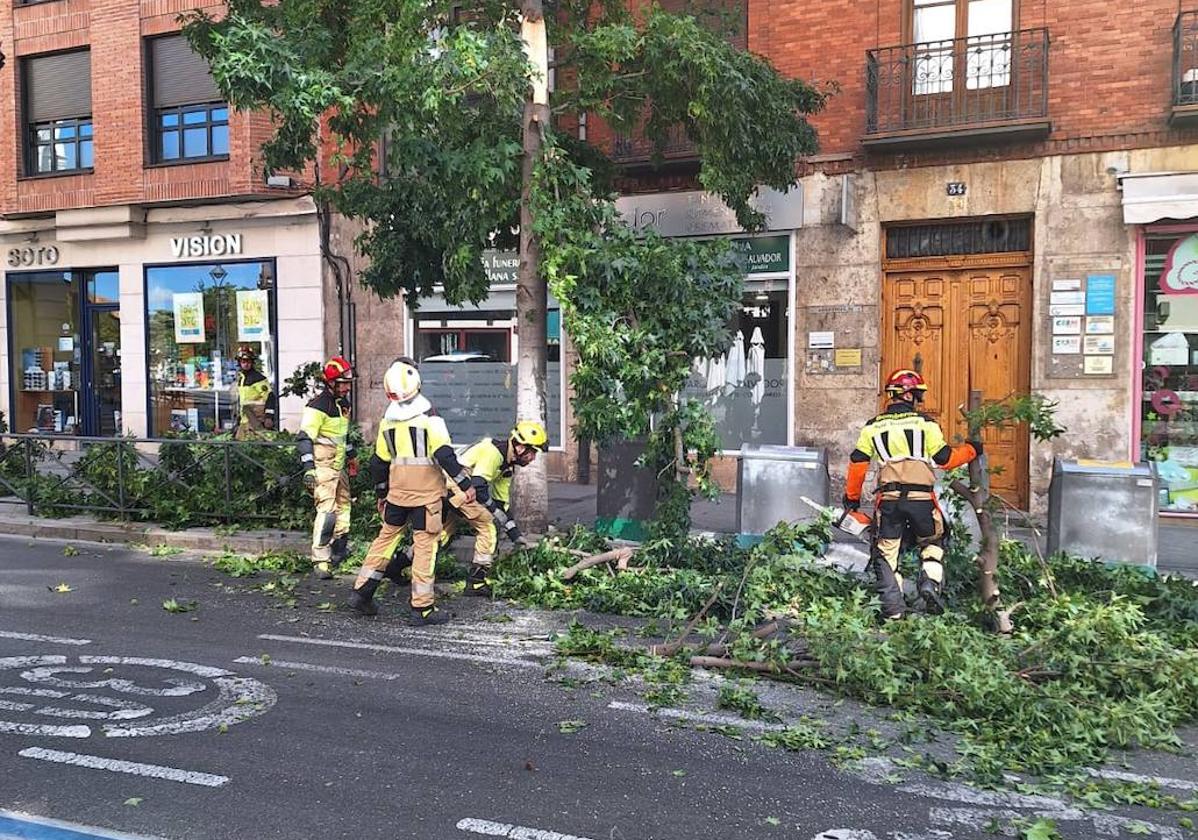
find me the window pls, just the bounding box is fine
[147,35,228,163]
[910,0,1014,93]
[145,261,276,435]
[22,51,93,175]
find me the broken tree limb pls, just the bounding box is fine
[703,620,787,658]
[560,547,637,581]
[649,582,725,657]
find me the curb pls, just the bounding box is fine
[0,508,307,555]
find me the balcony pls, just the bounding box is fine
[610,123,699,171]
[1172,11,1198,127]
[865,28,1051,150]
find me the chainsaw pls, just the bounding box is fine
[800,496,872,541]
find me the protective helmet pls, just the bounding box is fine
[235,346,257,362]
[885,368,928,399]
[323,356,355,385]
[511,420,549,451]
[383,358,422,403]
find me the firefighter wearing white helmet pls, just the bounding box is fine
[348,357,475,624]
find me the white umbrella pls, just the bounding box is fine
[747,326,765,405]
[706,354,726,394]
[725,330,746,390]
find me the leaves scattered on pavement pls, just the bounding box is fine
[557,720,587,734]
[162,598,197,614]
[49,582,72,594]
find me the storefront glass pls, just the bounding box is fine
[1140,231,1198,513]
[684,286,790,449]
[145,260,276,435]
[416,310,563,446]
[7,269,120,435]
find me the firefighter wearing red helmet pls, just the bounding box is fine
[296,356,357,579]
[842,368,981,619]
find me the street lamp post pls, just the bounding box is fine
[209,265,229,432]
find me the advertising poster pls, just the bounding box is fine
[173,293,205,344]
[237,290,269,342]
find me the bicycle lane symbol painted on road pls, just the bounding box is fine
[0,655,277,739]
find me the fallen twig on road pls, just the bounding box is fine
[560,547,637,581]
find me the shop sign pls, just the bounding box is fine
[170,233,243,259]
[731,235,789,275]
[7,244,60,267]
[616,185,803,237]
[483,250,519,285]
[1161,233,1198,296]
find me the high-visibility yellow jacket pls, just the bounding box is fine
[449,436,523,541]
[235,368,276,424]
[845,402,978,502]
[296,390,353,472]
[370,412,472,507]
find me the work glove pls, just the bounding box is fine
[461,486,477,505]
[968,439,984,456]
[347,457,359,477]
[302,469,316,491]
[842,495,860,513]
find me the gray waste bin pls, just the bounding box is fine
[1047,459,1159,568]
[596,439,658,541]
[737,445,829,535]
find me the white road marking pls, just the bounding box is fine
[234,657,409,681]
[0,720,91,737]
[1087,767,1198,793]
[18,747,229,787]
[0,630,91,646]
[456,817,595,840]
[808,832,880,840]
[606,700,786,733]
[254,633,543,669]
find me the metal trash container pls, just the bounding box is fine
[737,445,829,535]
[596,439,658,541]
[1047,459,1159,568]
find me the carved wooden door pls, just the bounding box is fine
[882,265,1032,508]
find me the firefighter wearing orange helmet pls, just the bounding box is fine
[296,356,357,579]
[843,369,981,619]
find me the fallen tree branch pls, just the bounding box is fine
[560,547,637,581]
[649,582,725,657]
[702,620,785,658]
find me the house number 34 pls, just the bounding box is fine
[7,245,60,267]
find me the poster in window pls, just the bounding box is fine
[1161,233,1198,296]
[173,293,205,344]
[236,290,269,342]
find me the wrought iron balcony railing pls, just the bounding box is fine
[611,123,697,165]
[865,28,1050,147]
[1173,11,1198,124]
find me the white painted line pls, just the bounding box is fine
[0,630,91,646]
[1087,767,1198,793]
[606,700,786,733]
[18,747,229,788]
[0,808,168,840]
[456,817,596,840]
[234,657,409,682]
[0,721,91,738]
[255,634,543,669]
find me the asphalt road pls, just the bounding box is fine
[0,536,1194,840]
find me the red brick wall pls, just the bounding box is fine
[0,0,296,216]
[609,0,1198,194]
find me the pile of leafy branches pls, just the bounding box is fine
[494,523,1198,784]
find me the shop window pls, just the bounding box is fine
[7,270,120,436]
[147,34,228,164]
[22,50,93,176]
[415,311,563,446]
[1141,233,1198,514]
[683,287,790,450]
[145,261,276,435]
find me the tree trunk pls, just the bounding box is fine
[513,0,551,534]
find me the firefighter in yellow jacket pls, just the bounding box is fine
[843,369,980,619]
[439,421,547,596]
[296,356,356,579]
[232,346,276,439]
[349,358,476,624]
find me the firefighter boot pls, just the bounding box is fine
[330,535,349,568]
[348,579,380,617]
[409,603,450,626]
[384,547,412,587]
[917,570,945,616]
[464,564,491,597]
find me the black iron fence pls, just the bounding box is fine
[866,28,1050,135]
[611,123,697,164]
[1176,11,1198,107]
[0,433,315,528]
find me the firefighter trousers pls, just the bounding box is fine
[311,467,351,565]
[356,500,443,608]
[234,404,270,440]
[438,490,497,567]
[871,496,946,618]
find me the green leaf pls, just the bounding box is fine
[162,598,197,614]
[123,797,143,807]
[557,719,588,734]
[49,583,72,594]
[763,817,780,826]
[1127,823,1152,836]
[671,769,686,777]
[1022,819,1061,840]
[62,545,78,557]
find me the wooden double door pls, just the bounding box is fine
[881,263,1032,509]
